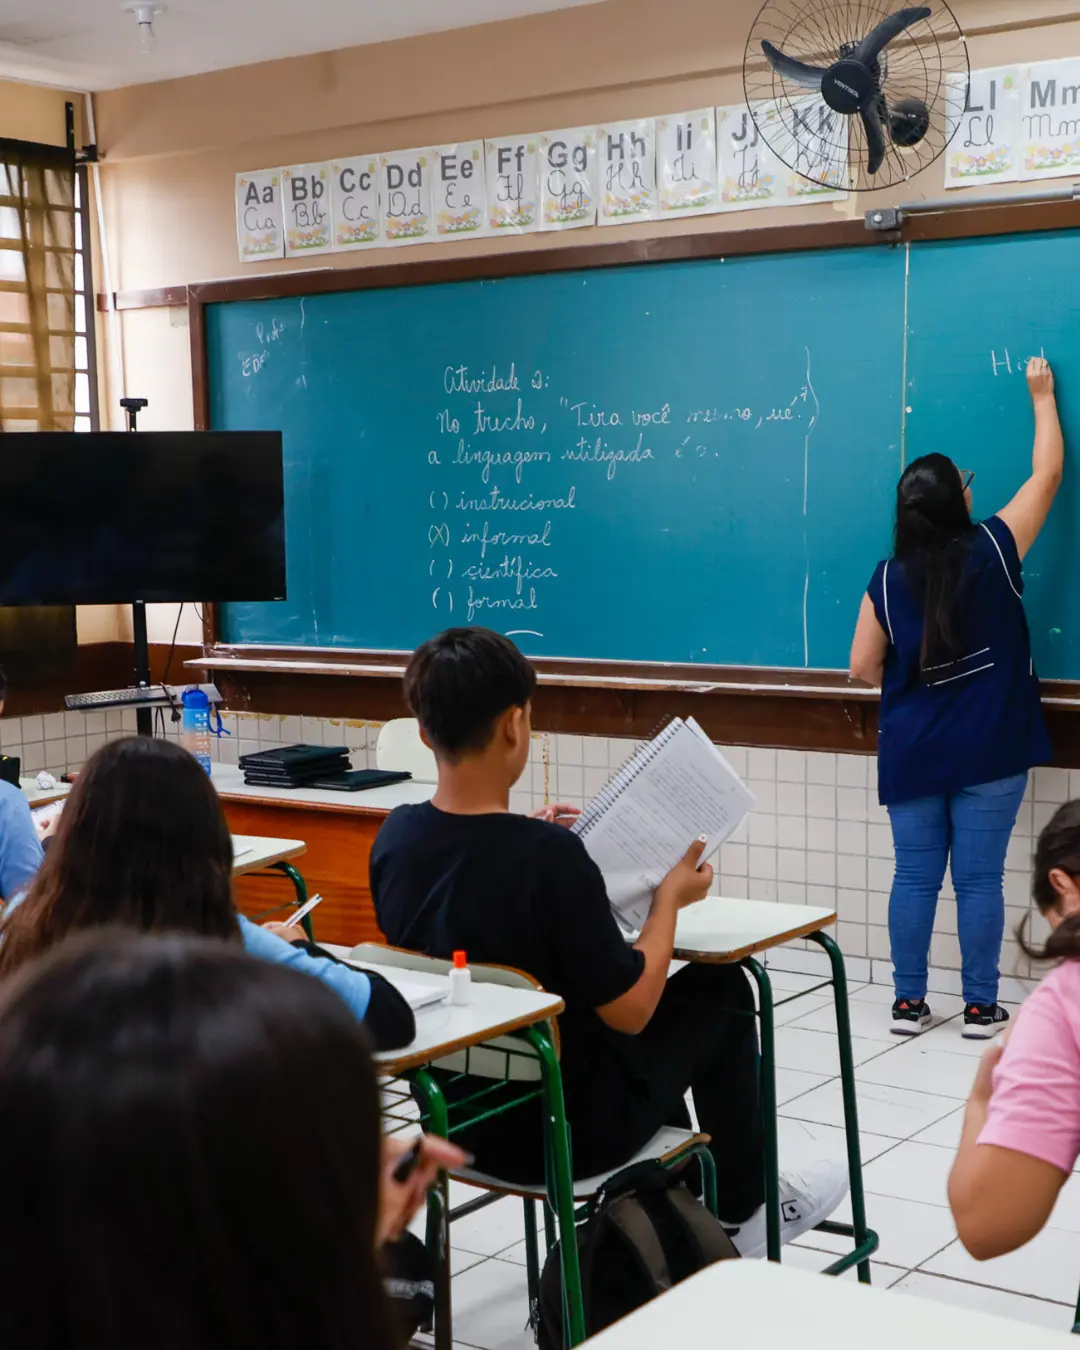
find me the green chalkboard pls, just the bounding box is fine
[207,246,908,669]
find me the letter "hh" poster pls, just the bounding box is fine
[235,170,285,263]
[597,120,657,225]
[281,164,333,257]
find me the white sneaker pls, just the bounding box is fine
[719,1158,849,1260]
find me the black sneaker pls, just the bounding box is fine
[891,998,932,1036]
[963,1003,1010,1040]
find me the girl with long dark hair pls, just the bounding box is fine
[0,736,414,1049]
[850,357,1063,1038]
[0,931,460,1350]
[949,799,1080,1261]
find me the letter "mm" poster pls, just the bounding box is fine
[236,170,285,262]
[281,164,333,257]
[1020,60,1080,180]
[331,156,380,249]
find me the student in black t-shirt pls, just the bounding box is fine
[371,627,847,1258]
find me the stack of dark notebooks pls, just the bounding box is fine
[240,744,352,788]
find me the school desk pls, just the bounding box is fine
[213,764,434,945]
[582,1257,1067,1349]
[672,899,878,1278]
[20,777,71,808]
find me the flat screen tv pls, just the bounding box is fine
[0,431,286,606]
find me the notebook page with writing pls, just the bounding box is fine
[572,717,756,931]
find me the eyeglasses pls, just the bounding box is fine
[960,470,976,491]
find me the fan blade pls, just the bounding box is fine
[760,40,827,90]
[855,7,932,66]
[862,101,888,175]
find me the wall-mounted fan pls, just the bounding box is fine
[744,2,969,193]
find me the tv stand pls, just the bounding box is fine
[131,600,153,737]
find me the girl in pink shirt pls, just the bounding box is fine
[950,799,1080,1259]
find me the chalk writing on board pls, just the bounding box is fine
[473,400,536,433]
[467,587,540,624]
[453,443,552,484]
[461,520,553,557]
[990,347,1045,376]
[444,364,520,394]
[562,434,655,480]
[456,487,577,512]
[462,557,559,593]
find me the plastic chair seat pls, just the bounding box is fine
[452,1125,709,1201]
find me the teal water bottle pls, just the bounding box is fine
[181,687,213,776]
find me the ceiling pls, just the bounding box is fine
[0,0,604,92]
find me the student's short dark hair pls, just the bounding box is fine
[404,628,536,760]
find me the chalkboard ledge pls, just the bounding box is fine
[190,647,876,699]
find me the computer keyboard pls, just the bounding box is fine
[64,683,221,712]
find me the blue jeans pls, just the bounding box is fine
[887,774,1027,1007]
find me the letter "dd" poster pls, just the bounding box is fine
[380,148,434,245]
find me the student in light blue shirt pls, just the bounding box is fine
[0,781,43,903]
[0,735,413,1049]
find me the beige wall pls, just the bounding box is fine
[88,0,1080,645]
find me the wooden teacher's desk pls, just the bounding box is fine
[212,765,435,945]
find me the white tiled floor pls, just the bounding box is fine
[436,963,1080,1349]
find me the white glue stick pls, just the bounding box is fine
[449,950,472,1005]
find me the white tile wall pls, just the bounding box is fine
[0,707,1056,988]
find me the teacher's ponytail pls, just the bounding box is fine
[893,454,975,673]
[1019,799,1080,963]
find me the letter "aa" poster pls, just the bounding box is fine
[281,164,333,257]
[235,170,285,262]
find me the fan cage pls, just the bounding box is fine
[744,1,970,193]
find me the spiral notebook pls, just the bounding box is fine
[572,717,756,932]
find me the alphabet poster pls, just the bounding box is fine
[281,164,333,257]
[597,119,657,225]
[485,135,540,233]
[716,105,784,210]
[433,142,487,239]
[1019,60,1080,180]
[540,127,597,230]
[380,148,434,245]
[331,156,380,250]
[776,98,849,199]
[235,170,285,262]
[945,68,1020,187]
[656,109,719,217]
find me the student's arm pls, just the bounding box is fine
[849,594,888,687]
[998,357,1064,561]
[238,916,416,1049]
[949,983,1079,1260]
[0,786,44,902]
[597,838,713,1035]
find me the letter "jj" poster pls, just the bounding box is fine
[281,163,333,257]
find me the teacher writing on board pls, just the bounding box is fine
[850,357,1063,1040]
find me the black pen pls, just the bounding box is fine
[392,1140,423,1184]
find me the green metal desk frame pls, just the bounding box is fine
[746,930,879,1277]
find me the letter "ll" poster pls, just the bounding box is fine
[281,164,333,257]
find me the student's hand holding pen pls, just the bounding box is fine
[532,803,581,828]
[378,1134,470,1244]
